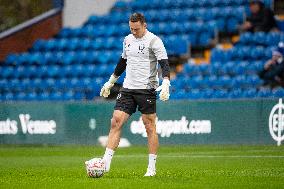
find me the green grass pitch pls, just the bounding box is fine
[0,145,284,188]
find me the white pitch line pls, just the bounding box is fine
[114,155,284,158]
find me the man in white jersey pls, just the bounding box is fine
[86,13,170,177]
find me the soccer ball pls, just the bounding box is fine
[85,158,106,178]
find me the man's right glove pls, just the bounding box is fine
[100,75,118,98]
[155,78,170,101]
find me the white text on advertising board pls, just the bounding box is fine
[130,116,211,137]
[0,114,56,135]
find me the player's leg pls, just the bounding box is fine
[134,90,158,176]
[142,113,159,154]
[103,110,130,172]
[103,91,136,172]
[142,113,158,176]
[106,110,130,149]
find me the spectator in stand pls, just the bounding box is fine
[240,0,278,32]
[259,42,284,88]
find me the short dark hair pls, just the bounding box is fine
[249,0,264,5]
[129,13,146,24]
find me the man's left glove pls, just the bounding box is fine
[156,78,170,101]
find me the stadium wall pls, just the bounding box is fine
[0,99,282,146]
[63,0,117,27]
[0,9,62,61]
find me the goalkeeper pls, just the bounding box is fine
[95,12,170,177]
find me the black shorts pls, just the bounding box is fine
[114,88,157,115]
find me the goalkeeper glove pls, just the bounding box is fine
[100,75,118,98]
[156,78,170,101]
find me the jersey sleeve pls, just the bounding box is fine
[121,38,127,59]
[151,37,168,60]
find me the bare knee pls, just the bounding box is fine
[110,114,124,130]
[142,116,156,135]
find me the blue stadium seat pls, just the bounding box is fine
[16,53,30,65]
[13,65,25,79]
[42,52,54,64]
[32,39,46,51]
[187,89,203,99]
[48,91,62,101]
[246,75,263,87]
[264,47,273,59]
[177,76,189,90]
[79,38,92,50]
[230,46,250,60]
[187,33,197,46]
[5,54,18,65]
[3,92,14,101]
[231,75,247,89]
[62,52,76,65]
[242,88,257,98]
[211,89,228,99]
[97,51,113,64]
[172,78,185,90]
[10,78,20,89]
[168,35,188,55]
[47,65,60,77]
[2,66,13,78]
[226,17,239,32]
[15,92,27,101]
[113,1,129,10]
[58,28,73,38]
[73,91,84,100]
[272,88,284,97]
[266,32,281,46]
[238,32,253,45]
[0,79,8,89]
[87,15,101,25]
[57,38,69,51]
[188,75,203,89]
[83,25,96,37]
[198,64,211,76]
[252,32,267,45]
[67,38,80,51]
[44,39,56,51]
[207,75,218,88]
[216,18,226,31]
[38,91,49,101]
[56,77,67,89]
[212,62,227,76]
[198,32,212,46]
[36,65,49,78]
[233,6,245,22]
[253,61,266,72]
[228,88,243,99]
[108,12,126,24]
[207,0,220,7]
[26,91,37,101]
[217,75,232,89]
[171,90,187,100]
[244,61,258,75]
[61,90,74,101]
[75,64,85,77]
[257,88,272,97]
[96,65,109,77]
[202,88,214,99]
[27,78,39,90]
[249,46,265,60]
